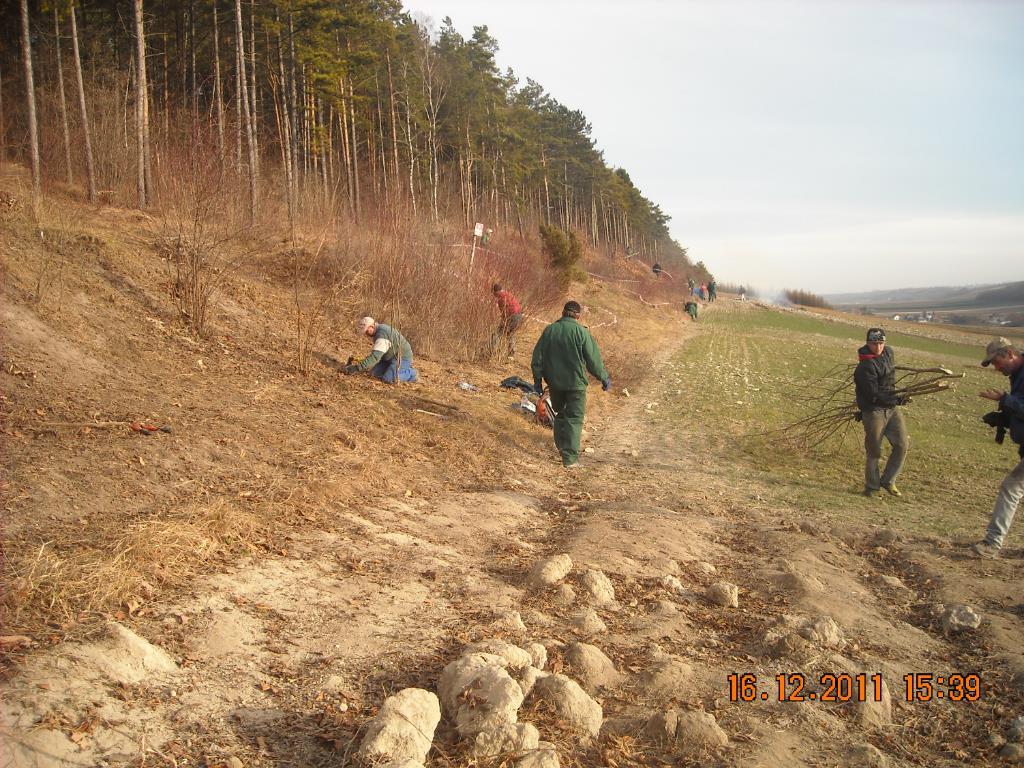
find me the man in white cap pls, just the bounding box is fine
[343,316,418,383]
[972,337,1024,558]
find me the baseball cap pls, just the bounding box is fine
[982,337,1014,367]
[866,328,886,343]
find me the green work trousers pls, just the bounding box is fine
[549,388,587,466]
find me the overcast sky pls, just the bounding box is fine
[401,0,1024,294]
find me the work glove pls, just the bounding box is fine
[602,377,612,392]
[342,364,358,375]
[534,379,543,395]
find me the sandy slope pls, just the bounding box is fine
[2,175,1022,767]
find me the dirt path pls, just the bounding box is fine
[2,304,1017,767]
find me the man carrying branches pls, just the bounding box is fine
[855,328,910,497]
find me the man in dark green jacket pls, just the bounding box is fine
[531,301,611,468]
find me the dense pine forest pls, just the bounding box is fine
[2,0,700,358]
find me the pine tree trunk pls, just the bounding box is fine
[0,62,7,164]
[248,0,259,179]
[338,75,353,214]
[386,52,401,203]
[287,13,299,190]
[70,4,97,202]
[213,2,224,158]
[348,78,360,217]
[234,0,256,218]
[20,0,42,210]
[132,0,147,208]
[189,0,197,123]
[54,9,73,186]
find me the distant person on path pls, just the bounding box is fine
[708,279,717,302]
[688,277,696,296]
[652,262,663,278]
[698,283,707,301]
[343,316,418,383]
[684,299,699,321]
[739,285,747,301]
[854,328,910,497]
[490,283,524,356]
[971,338,1024,558]
[531,301,611,469]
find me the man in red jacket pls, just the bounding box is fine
[491,283,524,357]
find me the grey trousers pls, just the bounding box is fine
[862,408,909,490]
[985,457,1024,547]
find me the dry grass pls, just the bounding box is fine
[1,499,263,634]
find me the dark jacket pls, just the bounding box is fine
[854,345,900,412]
[353,322,413,372]
[531,317,609,391]
[999,365,1024,448]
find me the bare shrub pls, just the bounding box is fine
[292,233,366,375]
[154,137,259,337]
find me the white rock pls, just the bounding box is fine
[941,604,981,634]
[570,609,607,636]
[643,709,678,745]
[525,642,548,670]
[553,583,577,606]
[528,554,573,589]
[463,640,533,671]
[516,742,560,768]
[530,674,603,737]
[584,446,595,454]
[1008,716,1024,742]
[847,742,890,767]
[564,642,620,692]
[378,760,423,768]
[581,569,616,605]
[855,677,893,729]
[637,658,693,698]
[660,575,686,595]
[359,688,440,763]
[494,610,528,635]
[71,621,178,684]
[696,561,717,575]
[1001,743,1024,762]
[705,582,739,608]
[472,722,540,757]
[437,653,525,737]
[673,710,728,755]
[517,666,549,697]
[797,616,845,648]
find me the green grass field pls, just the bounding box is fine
[663,304,1014,538]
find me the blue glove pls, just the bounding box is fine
[602,378,611,392]
[534,379,543,394]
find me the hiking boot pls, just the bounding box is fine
[563,462,582,470]
[882,482,902,497]
[970,541,1001,559]
[862,488,881,498]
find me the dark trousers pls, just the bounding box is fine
[549,389,587,466]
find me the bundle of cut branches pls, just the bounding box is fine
[770,365,964,452]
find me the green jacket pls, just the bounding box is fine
[531,316,609,391]
[354,322,413,372]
